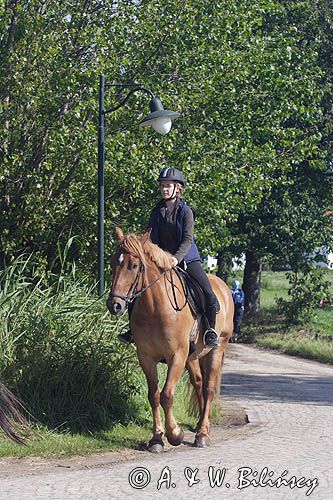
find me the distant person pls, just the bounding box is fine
[230,280,245,340]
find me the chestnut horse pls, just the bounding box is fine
[107,227,234,451]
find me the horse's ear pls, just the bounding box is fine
[115,227,124,241]
[142,228,152,244]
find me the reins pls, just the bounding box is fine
[133,268,170,301]
[165,267,189,311]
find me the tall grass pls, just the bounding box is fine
[0,253,199,458]
[0,255,150,432]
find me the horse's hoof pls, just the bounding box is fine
[166,428,184,446]
[148,442,164,453]
[194,435,210,448]
[147,438,164,454]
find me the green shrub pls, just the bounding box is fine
[276,267,332,324]
[0,255,150,432]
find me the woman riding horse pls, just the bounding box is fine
[118,168,220,349]
[107,169,234,450]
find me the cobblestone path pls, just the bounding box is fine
[1,344,332,500]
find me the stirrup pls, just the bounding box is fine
[203,328,220,348]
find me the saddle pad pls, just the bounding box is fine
[174,267,221,316]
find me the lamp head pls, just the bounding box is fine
[139,98,180,135]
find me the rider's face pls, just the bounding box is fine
[159,182,178,199]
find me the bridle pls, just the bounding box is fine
[110,249,189,311]
[110,262,145,304]
[110,254,169,306]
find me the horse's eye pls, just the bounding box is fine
[132,263,138,270]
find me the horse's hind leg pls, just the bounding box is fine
[161,355,187,446]
[195,339,228,448]
[138,356,165,453]
[186,358,204,419]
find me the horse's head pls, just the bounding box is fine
[106,227,150,316]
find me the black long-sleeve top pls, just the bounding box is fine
[147,199,194,263]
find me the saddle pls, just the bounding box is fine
[174,267,221,318]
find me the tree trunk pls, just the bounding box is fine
[243,250,262,317]
[216,250,233,284]
[0,251,5,271]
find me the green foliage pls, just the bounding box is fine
[0,0,328,279]
[0,423,152,458]
[276,267,332,324]
[0,255,150,432]
[242,270,333,363]
[256,333,333,364]
[209,1,332,306]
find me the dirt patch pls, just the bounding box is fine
[216,398,250,427]
[0,400,250,479]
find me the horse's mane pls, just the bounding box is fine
[119,234,173,271]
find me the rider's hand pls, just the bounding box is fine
[171,256,178,267]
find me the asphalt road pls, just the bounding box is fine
[0,344,332,500]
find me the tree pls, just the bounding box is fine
[217,1,332,316]
[233,163,332,316]
[0,1,327,290]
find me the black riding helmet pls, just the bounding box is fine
[157,168,185,186]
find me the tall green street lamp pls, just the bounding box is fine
[98,75,180,296]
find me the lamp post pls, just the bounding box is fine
[98,75,180,297]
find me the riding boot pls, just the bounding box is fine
[203,302,220,348]
[117,301,135,344]
[118,330,133,344]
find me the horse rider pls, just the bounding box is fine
[230,279,245,340]
[117,167,220,349]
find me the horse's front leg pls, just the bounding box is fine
[138,356,165,453]
[161,354,187,446]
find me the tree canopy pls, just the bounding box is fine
[1,0,331,285]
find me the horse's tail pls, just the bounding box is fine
[0,383,30,445]
[186,358,206,417]
[201,353,224,398]
[186,377,200,417]
[215,351,224,397]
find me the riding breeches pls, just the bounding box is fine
[183,260,216,329]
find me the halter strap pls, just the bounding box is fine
[131,268,168,301]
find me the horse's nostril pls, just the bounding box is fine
[106,296,125,316]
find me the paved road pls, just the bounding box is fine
[0,344,332,500]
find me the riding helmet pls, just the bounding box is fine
[157,168,185,186]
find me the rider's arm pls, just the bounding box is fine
[174,209,194,263]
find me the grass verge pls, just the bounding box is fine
[236,270,333,364]
[0,369,199,459]
[0,423,152,459]
[255,330,333,364]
